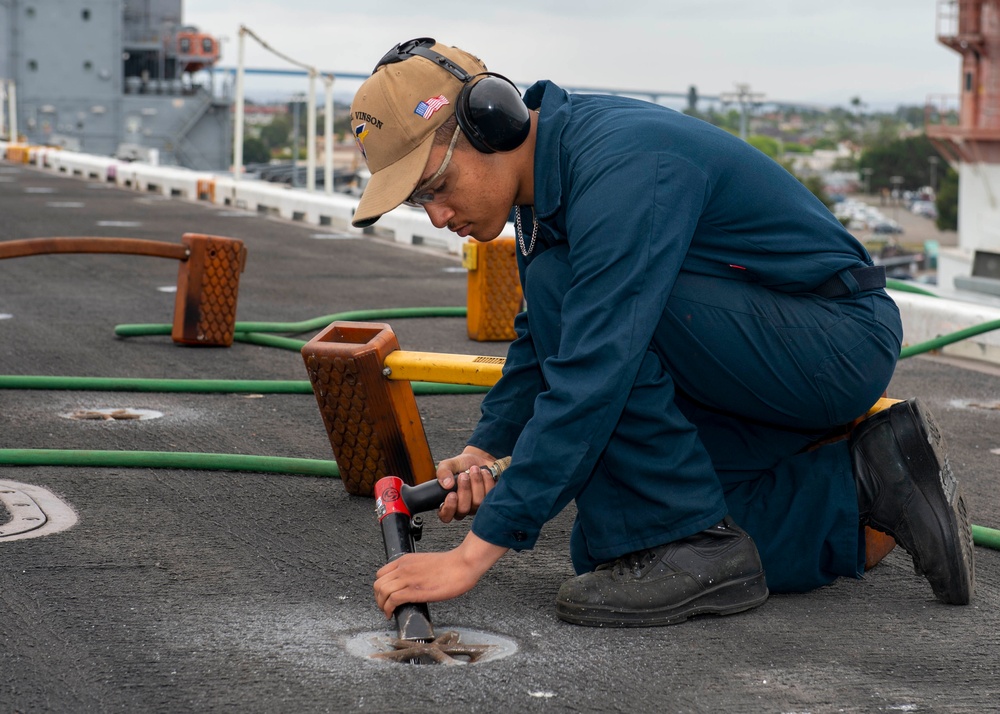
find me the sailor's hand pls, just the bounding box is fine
[373,532,507,618]
[435,447,498,523]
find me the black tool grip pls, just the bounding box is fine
[400,456,511,514]
[379,510,435,641]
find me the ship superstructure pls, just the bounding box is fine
[0,0,230,169]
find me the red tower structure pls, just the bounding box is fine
[928,0,1000,163]
[926,0,1000,294]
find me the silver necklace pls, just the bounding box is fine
[515,206,537,257]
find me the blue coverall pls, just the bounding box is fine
[467,80,903,592]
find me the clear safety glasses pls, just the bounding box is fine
[403,124,462,207]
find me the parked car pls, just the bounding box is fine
[872,220,904,234]
[911,200,938,220]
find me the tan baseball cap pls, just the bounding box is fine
[350,39,487,228]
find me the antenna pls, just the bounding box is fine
[720,83,766,141]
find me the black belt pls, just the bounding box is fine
[813,265,886,299]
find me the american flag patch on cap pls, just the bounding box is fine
[414,95,450,120]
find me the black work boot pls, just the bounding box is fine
[850,398,974,604]
[555,517,768,627]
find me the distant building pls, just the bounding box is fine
[244,104,288,127]
[0,0,230,170]
[790,142,858,176]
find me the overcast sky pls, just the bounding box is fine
[185,0,960,110]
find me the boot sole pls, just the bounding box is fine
[554,573,769,628]
[885,399,975,605]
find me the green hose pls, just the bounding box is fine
[0,448,339,477]
[900,319,1000,359]
[4,445,999,551]
[0,375,487,395]
[114,306,468,338]
[886,279,940,298]
[113,299,1000,364]
[883,280,1000,358]
[235,332,306,351]
[1,375,313,393]
[972,524,1000,550]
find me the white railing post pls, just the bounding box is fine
[306,69,317,191]
[232,26,247,182]
[0,79,6,140]
[8,80,18,143]
[324,74,334,195]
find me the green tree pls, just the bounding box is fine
[260,117,291,151]
[332,104,356,142]
[865,116,904,149]
[832,156,858,172]
[747,135,780,159]
[800,174,832,208]
[858,135,944,192]
[936,167,958,231]
[828,106,860,143]
[895,105,926,127]
[242,136,270,164]
[702,107,743,134]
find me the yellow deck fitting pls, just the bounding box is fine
[5,144,34,163]
[301,322,437,496]
[463,237,523,342]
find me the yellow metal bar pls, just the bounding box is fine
[865,397,901,417]
[383,350,505,387]
[461,241,478,270]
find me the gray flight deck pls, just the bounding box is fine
[1,161,999,713]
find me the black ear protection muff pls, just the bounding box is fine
[374,37,531,154]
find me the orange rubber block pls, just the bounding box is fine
[171,233,247,347]
[196,178,216,203]
[301,322,435,497]
[464,237,522,342]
